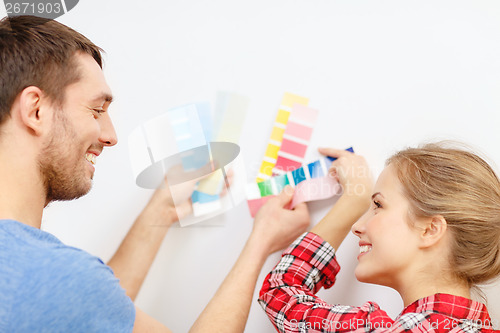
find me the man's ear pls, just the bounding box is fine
[17,86,51,136]
[418,215,448,249]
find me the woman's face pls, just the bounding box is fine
[351,164,422,289]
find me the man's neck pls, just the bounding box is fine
[0,149,46,229]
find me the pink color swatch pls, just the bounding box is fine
[274,156,302,173]
[286,122,313,139]
[291,176,341,208]
[247,176,341,217]
[280,139,307,157]
[290,104,318,122]
[273,104,319,174]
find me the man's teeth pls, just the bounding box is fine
[359,245,372,254]
[85,153,96,165]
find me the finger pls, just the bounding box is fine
[220,180,230,197]
[220,186,228,197]
[327,170,340,183]
[292,202,309,214]
[219,168,234,197]
[224,168,234,187]
[329,162,347,182]
[318,147,353,158]
[277,185,295,206]
[225,167,234,179]
[175,200,193,221]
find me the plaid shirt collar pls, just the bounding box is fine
[403,293,490,322]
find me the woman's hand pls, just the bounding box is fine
[252,186,310,255]
[310,148,374,249]
[318,147,373,214]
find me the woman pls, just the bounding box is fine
[258,143,500,332]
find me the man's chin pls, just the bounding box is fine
[45,182,93,204]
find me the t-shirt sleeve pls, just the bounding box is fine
[11,248,135,333]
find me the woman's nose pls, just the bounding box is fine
[351,212,367,237]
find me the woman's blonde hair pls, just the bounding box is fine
[387,142,500,287]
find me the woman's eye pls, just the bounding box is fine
[93,109,104,114]
[373,200,382,209]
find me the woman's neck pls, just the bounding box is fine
[398,277,471,307]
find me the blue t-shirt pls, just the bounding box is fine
[0,219,135,332]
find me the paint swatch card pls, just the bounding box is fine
[168,103,212,171]
[195,92,248,196]
[190,92,249,219]
[185,153,246,226]
[256,92,309,182]
[247,147,354,217]
[129,98,247,227]
[273,104,319,174]
[128,104,211,189]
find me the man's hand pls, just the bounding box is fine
[148,175,197,227]
[148,162,224,226]
[252,186,310,255]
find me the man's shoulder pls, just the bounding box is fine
[0,220,135,332]
[0,219,111,278]
[0,219,64,250]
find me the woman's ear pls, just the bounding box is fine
[419,215,448,249]
[17,86,49,136]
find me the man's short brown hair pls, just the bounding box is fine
[0,16,103,125]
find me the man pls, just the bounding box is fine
[0,15,309,332]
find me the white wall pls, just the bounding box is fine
[20,0,500,331]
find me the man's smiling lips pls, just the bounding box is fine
[85,149,101,167]
[85,152,97,165]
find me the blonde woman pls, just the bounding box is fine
[258,144,500,332]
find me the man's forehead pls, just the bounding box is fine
[72,53,113,104]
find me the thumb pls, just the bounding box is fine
[277,185,295,206]
[318,147,352,159]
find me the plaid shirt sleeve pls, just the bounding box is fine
[258,232,496,333]
[258,232,396,333]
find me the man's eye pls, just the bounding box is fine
[93,109,105,114]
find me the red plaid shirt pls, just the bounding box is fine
[259,232,498,332]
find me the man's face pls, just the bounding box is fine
[38,53,117,203]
